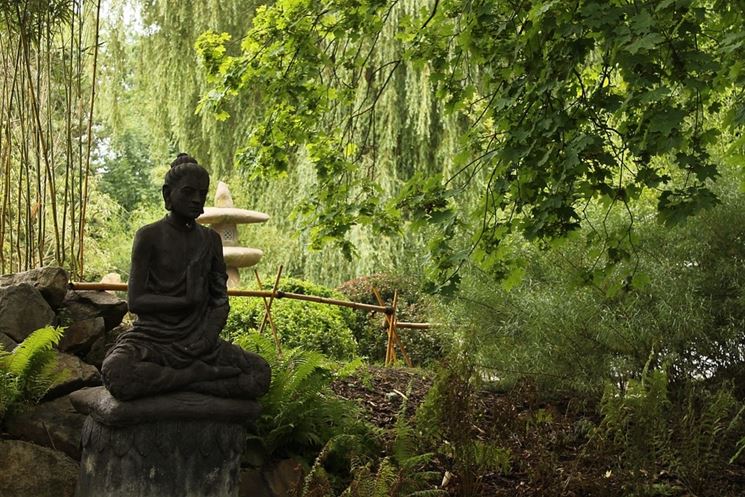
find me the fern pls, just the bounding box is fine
[236,333,371,461]
[671,387,743,494]
[598,366,745,495]
[0,326,65,421]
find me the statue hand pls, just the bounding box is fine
[174,335,214,357]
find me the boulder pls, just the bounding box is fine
[4,395,87,460]
[1,331,18,351]
[62,289,127,332]
[0,267,69,308]
[0,283,56,342]
[84,323,131,370]
[0,439,78,497]
[100,272,124,293]
[240,459,304,497]
[58,316,105,355]
[45,352,102,399]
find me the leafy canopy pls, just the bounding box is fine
[196,0,745,287]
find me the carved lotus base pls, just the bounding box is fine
[71,387,260,497]
[75,417,245,497]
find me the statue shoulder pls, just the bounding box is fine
[133,219,167,244]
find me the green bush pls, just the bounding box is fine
[224,277,358,360]
[450,189,745,393]
[337,273,447,365]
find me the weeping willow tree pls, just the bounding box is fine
[99,0,466,286]
[195,0,745,290]
[0,0,101,277]
[99,0,263,176]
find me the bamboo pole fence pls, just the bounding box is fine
[69,278,435,367]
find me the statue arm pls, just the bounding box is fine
[200,231,230,345]
[175,230,229,357]
[127,228,193,314]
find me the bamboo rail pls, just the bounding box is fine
[69,282,394,315]
[69,281,434,367]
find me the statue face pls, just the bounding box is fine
[166,173,209,220]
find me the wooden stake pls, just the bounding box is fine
[258,265,283,336]
[373,288,412,368]
[254,269,282,356]
[386,290,399,366]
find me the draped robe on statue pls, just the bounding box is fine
[102,216,270,401]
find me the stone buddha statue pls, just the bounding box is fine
[101,153,270,401]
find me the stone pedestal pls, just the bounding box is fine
[70,387,260,497]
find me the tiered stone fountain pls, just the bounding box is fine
[197,182,269,288]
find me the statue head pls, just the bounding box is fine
[162,153,210,220]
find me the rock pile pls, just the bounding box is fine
[0,267,129,497]
[0,267,302,497]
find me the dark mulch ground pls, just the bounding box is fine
[332,366,745,497]
[331,365,432,429]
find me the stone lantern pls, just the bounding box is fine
[197,181,269,288]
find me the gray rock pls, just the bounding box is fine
[84,323,131,370]
[58,316,105,354]
[0,267,69,308]
[0,439,78,497]
[0,331,18,351]
[239,459,304,497]
[4,395,86,460]
[45,353,101,400]
[62,289,128,331]
[0,283,56,342]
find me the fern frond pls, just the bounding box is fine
[7,326,65,402]
[7,326,64,377]
[373,457,396,497]
[399,453,435,472]
[335,357,364,378]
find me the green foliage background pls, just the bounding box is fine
[224,277,359,359]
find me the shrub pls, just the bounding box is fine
[450,189,745,393]
[337,273,447,365]
[224,277,358,360]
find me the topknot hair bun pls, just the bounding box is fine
[170,153,199,168]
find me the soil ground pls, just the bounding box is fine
[332,365,745,497]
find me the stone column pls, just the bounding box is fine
[71,387,260,497]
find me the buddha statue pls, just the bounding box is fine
[101,153,270,401]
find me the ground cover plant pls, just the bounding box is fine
[0,327,66,423]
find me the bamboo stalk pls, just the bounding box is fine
[386,290,399,366]
[77,0,102,277]
[17,1,60,267]
[70,282,392,313]
[395,322,435,330]
[258,265,283,335]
